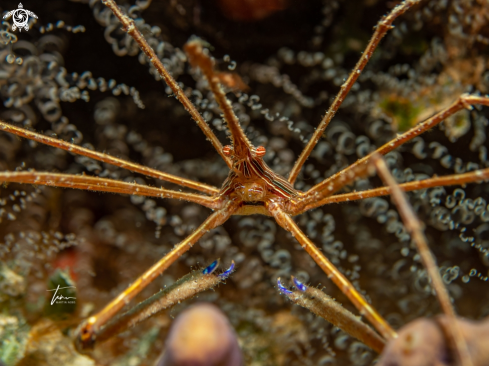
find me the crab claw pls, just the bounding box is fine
[218,261,235,279]
[277,277,293,295]
[202,259,220,275]
[292,276,307,292]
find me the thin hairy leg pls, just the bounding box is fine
[267,201,397,341]
[95,260,234,344]
[277,277,386,353]
[0,172,221,209]
[0,121,219,195]
[101,0,232,168]
[299,95,489,208]
[288,0,422,184]
[372,154,473,366]
[302,168,489,212]
[76,199,238,350]
[184,40,252,156]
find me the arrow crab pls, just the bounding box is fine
[0,0,488,365]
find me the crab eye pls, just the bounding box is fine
[223,145,233,156]
[255,146,266,158]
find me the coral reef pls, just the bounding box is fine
[0,0,488,365]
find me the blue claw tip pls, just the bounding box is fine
[277,278,293,295]
[203,259,220,274]
[292,276,307,292]
[218,261,235,279]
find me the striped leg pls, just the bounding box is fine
[101,0,232,168]
[0,172,222,209]
[298,95,489,210]
[0,121,219,195]
[288,0,423,184]
[76,199,238,350]
[301,168,489,213]
[267,201,397,341]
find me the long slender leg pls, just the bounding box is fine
[267,201,397,341]
[298,95,489,209]
[96,260,234,344]
[0,172,221,209]
[278,277,386,353]
[76,198,238,350]
[371,154,473,366]
[0,121,219,195]
[288,0,422,184]
[184,40,252,157]
[302,168,489,213]
[101,0,232,168]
